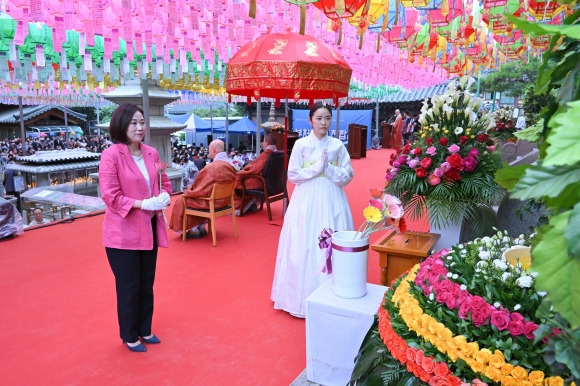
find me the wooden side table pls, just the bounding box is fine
[371,231,441,286]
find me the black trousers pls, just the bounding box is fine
[106,217,158,343]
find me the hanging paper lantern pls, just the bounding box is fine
[313,0,367,19]
[428,0,463,27]
[383,8,418,43]
[0,14,17,52]
[530,35,550,50]
[415,0,443,11]
[483,0,508,9]
[528,0,564,20]
[400,0,430,8]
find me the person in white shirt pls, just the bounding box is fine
[28,208,51,226]
[515,110,526,130]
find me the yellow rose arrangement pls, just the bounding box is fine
[351,237,574,386]
[390,265,564,385]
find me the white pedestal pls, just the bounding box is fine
[305,280,387,386]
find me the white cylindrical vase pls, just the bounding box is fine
[331,231,369,299]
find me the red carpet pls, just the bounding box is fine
[0,148,427,385]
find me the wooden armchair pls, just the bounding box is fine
[181,181,238,247]
[239,151,287,221]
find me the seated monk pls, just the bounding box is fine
[234,134,278,215]
[169,139,236,237]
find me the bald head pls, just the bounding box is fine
[209,139,225,159]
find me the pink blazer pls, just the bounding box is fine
[99,143,172,250]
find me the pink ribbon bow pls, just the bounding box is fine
[318,228,334,274]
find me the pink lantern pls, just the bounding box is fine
[429,0,463,27]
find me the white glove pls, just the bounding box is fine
[158,192,171,206]
[141,196,169,211]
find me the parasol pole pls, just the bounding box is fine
[210,102,214,140]
[376,99,379,139]
[335,99,341,138]
[225,100,229,152]
[283,91,289,214]
[256,99,262,155]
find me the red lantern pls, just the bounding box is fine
[312,0,367,19]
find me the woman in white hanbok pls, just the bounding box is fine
[271,102,354,317]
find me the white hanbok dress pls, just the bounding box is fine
[271,131,354,317]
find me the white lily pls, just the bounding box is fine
[467,77,476,90]
[443,104,453,119]
[470,97,483,111]
[463,90,472,105]
[469,111,477,126]
[487,117,496,130]
[451,92,461,103]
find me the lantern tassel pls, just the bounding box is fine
[338,19,343,45]
[376,34,380,53]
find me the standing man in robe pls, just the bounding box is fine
[169,140,236,237]
[390,109,403,148]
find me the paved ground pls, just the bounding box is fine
[290,369,320,386]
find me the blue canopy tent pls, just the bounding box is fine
[215,117,264,149]
[166,113,191,125]
[214,117,264,134]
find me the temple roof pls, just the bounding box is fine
[0,106,87,124]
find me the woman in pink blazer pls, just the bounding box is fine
[99,103,172,353]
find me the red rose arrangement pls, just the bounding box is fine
[384,77,505,231]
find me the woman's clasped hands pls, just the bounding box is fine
[141,192,171,211]
[311,148,328,175]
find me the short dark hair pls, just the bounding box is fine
[33,207,43,214]
[309,102,333,120]
[109,103,144,144]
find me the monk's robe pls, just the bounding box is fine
[169,160,236,231]
[234,149,274,210]
[390,114,403,149]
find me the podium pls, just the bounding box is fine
[347,124,367,159]
[381,123,392,148]
[371,231,440,286]
[272,132,299,158]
